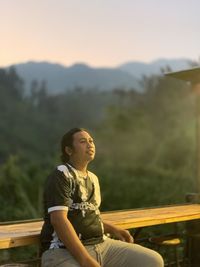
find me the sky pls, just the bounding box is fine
[1,0,200,68]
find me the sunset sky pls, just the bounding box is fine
[1,0,200,67]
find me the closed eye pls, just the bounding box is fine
[79,138,94,144]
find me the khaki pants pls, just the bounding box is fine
[41,238,164,267]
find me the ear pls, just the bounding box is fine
[65,146,72,156]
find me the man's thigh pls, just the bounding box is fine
[101,238,164,267]
[41,248,80,267]
[41,246,99,267]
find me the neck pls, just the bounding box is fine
[68,160,88,175]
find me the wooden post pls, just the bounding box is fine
[185,193,200,267]
[194,84,200,193]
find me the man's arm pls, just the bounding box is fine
[103,220,134,243]
[50,210,101,267]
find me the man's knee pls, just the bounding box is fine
[147,250,164,267]
[128,244,164,267]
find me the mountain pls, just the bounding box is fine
[8,58,194,94]
[119,58,192,79]
[11,61,139,94]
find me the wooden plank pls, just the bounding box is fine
[1,204,200,249]
[0,222,43,249]
[101,204,200,228]
[0,235,40,249]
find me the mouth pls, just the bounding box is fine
[87,150,95,155]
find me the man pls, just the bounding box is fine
[40,128,163,267]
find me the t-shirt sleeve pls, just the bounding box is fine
[45,169,74,214]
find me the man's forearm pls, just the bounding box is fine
[51,211,100,267]
[103,220,119,235]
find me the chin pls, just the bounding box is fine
[88,155,95,161]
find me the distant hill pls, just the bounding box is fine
[10,62,139,94]
[8,58,194,94]
[119,58,192,78]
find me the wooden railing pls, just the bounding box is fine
[1,204,200,249]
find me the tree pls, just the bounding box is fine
[0,156,38,221]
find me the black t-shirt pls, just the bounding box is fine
[40,164,104,253]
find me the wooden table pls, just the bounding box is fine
[1,204,200,249]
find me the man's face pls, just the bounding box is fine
[67,131,96,164]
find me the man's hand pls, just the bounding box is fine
[103,220,134,243]
[113,228,134,243]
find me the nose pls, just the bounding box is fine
[87,142,92,148]
[87,141,94,148]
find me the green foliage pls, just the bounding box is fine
[93,75,196,210]
[0,67,197,222]
[0,155,37,220]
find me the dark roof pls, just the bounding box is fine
[165,67,200,84]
